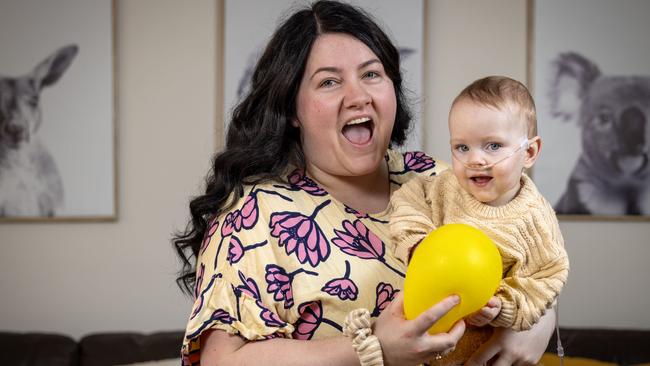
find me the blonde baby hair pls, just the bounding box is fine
[451,76,537,137]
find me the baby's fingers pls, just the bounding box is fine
[466,313,489,327]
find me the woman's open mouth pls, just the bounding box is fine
[342,117,374,145]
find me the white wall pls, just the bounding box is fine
[1,0,217,339]
[425,0,650,329]
[2,0,649,340]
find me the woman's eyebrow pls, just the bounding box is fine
[309,59,382,81]
[310,66,341,80]
[359,59,381,69]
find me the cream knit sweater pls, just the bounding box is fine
[390,169,569,331]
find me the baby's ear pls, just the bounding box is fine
[524,136,541,169]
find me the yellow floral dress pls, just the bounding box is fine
[181,149,446,365]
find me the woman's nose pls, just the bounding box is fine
[343,81,371,109]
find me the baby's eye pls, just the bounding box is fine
[454,144,469,153]
[486,143,502,152]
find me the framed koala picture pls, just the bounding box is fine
[0,0,116,221]
[528,0,650,220]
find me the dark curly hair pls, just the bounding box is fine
[173,0,412,295]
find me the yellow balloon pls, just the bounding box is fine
[403,223,502,334]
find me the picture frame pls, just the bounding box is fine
[0,0,117,222]
[527,0,650,221]
[221,0,425,152]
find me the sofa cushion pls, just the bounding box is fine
[78,331,183,366]
[0,332,78,366]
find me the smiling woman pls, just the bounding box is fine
[173,2,557,365]
[293,33,397,214]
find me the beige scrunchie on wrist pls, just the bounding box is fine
[343,308,384,366]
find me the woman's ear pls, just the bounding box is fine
[291,118,300,128]
[523,136,541,169]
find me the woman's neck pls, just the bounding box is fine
[306,161,391,214]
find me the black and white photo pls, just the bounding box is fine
[0,0,115,220]
[530,0,650,219]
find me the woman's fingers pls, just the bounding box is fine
[446,318,466,341]
[411,295,460,335]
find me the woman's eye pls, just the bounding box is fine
[364,71,379,79]
[319,79,337,88]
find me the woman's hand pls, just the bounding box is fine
[373,292,466,366]
[465,306,556,366]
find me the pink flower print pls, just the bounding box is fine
[265,264,318,309]
[333,219,405,277]
[227,237,268,264]
[404,151,435,172]
[269,200,331,267]
[240,193,258,230]
[371,282,400,317]
[221,209,242,237]
[288,169,327,196]
[210,308,235,324]
[321,260,358,301]
[221,188,291,238]
[333,219,384,259]
[292,301,342,340]
[227,236,245,264]
[256,300,287,328]
[185,307,235,341]
[236,270,261,299]
[200,217,219,254]
[344,205,388,224]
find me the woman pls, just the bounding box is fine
[173,2,556,365]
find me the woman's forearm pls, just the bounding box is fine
[201,329,361,366]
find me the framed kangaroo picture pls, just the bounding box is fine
[0,0,116,221]
[528,0,650,220]
[223,0,425,152]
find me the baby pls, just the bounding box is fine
[390,76,569,365]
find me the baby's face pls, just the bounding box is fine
[448,99,530,206]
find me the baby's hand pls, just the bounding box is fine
[466,296,501,327]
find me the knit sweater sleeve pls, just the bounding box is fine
[389,175,443,265]
[490,183,570,331]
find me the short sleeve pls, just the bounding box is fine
[182,185,300,356]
